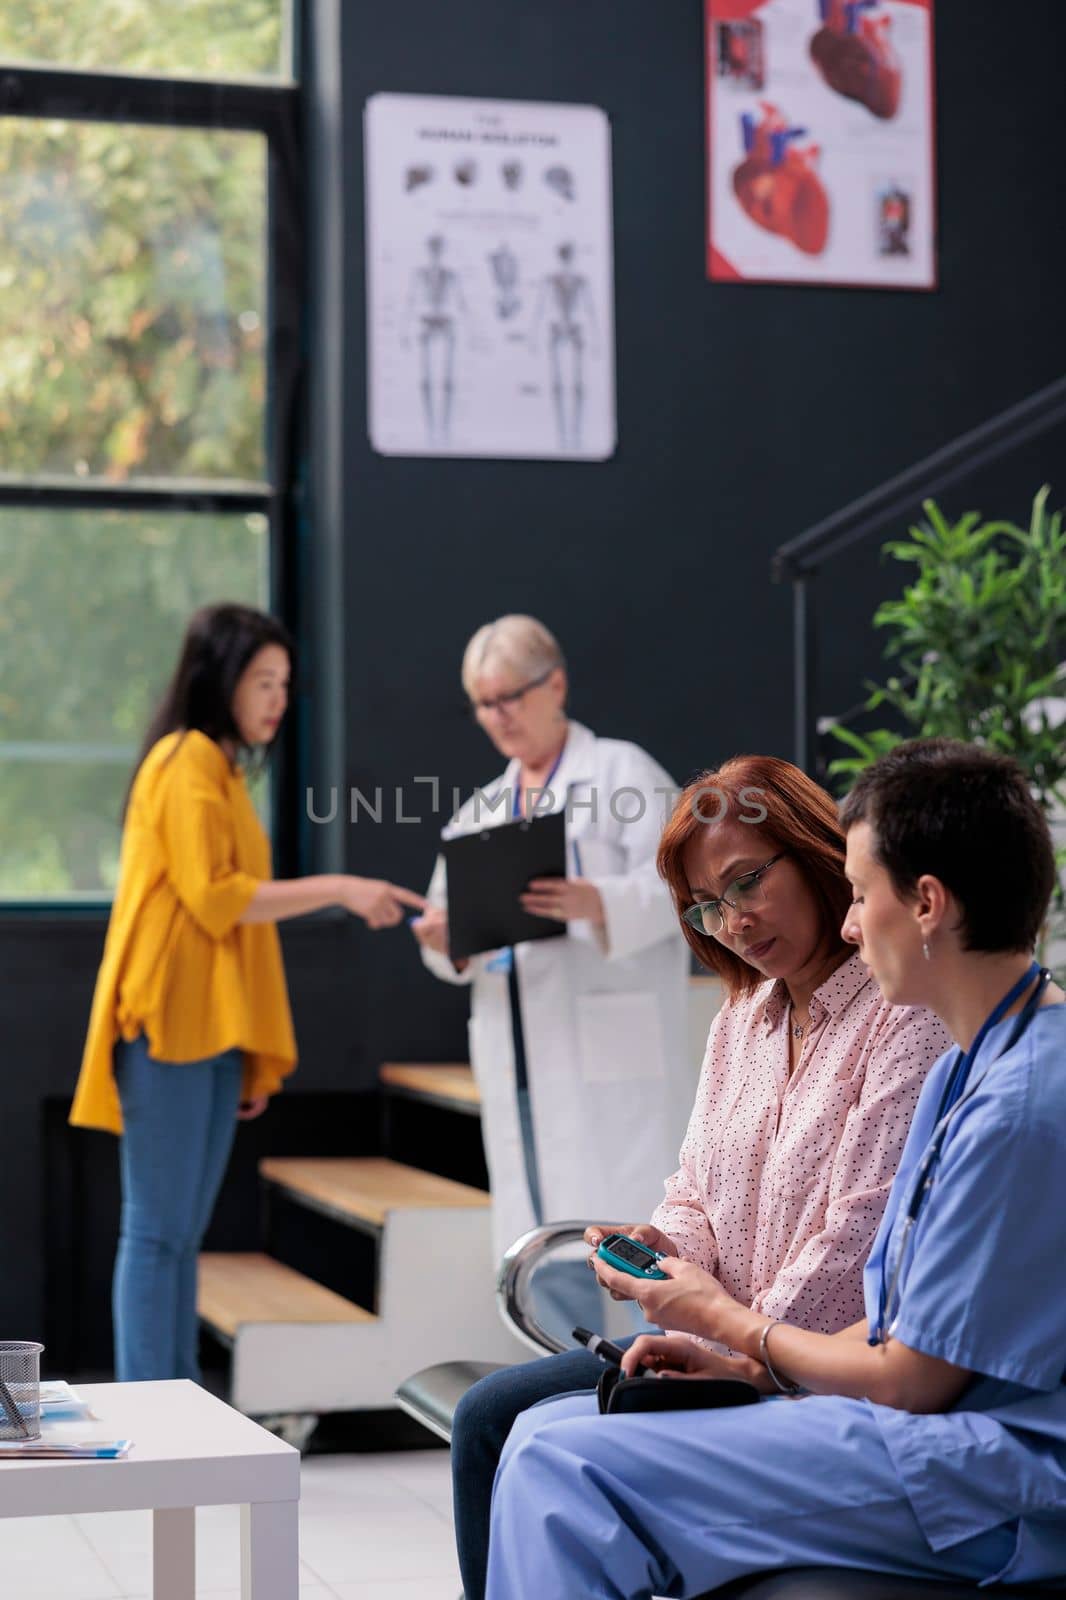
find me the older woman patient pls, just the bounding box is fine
[449,753,950,1600]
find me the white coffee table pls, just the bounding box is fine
[0,1379,299,1598]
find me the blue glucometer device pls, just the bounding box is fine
[596,1232,668,1280]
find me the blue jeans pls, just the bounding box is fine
[112,1035,243,1383]
[451,1341,638,1600]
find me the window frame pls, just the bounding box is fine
[0,59,305,910]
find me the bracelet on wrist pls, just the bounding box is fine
[758,1319,805,1396]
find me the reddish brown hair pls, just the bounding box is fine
[657,755,851,997]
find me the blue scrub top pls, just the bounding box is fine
[861,1004,1066,1573]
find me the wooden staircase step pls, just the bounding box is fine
[198,1252,375,1340]
[259,1155,492,1231]
[380,1061,480,1113]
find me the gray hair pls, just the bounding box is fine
[461,614,566,698]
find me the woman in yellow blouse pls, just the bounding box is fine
[72,603,425,1382]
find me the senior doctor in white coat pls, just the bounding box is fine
[411,615,693,1330]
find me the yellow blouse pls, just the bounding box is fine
[71,730,298,1135]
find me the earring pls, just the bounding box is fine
[922,939,931,962]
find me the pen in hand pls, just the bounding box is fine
[572,1326,627,1367]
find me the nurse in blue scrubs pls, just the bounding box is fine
[484,738,1066,1599]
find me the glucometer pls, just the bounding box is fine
[595,1232,669,1280]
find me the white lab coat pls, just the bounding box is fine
[421,720,695,1265]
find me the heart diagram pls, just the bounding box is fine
[731,103,830,256]
[809,0,902,121]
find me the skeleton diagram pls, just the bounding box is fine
[487,242,521,320]
[401,235,468,445]
[528,242,600,452]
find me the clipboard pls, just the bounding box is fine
[443,810,568,960]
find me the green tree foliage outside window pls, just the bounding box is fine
[0,509,268,897]
[0,119,267,481]
[0,1,285,82]
[0,3,285,898]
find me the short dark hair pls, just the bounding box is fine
[839,738,1055,953]
[124,603,294,816]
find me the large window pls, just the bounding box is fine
[0,4,301,901]
[0,2,289,82]
[0,119,268,482]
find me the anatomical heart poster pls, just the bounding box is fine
[365,93,616,459]
[706,0,936,288]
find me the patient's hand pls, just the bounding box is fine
[593,1255,736,1343]
[584,1222,678,1294]
[583,1222,678,1258]
[620,1333,771,1392]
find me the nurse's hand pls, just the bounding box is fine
[620,1333,772,1391]
[593,1254,738,1342]
[520,876,605,926]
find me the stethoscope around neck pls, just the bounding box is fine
[870,960,1052,1346]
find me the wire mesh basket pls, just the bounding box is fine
[0,1341,44,1441]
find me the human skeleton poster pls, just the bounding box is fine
[365,93,616,460]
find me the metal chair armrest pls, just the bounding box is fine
[495,1220,595,1355]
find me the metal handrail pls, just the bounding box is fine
[770,374,1066,771]
[773,374,1066,581]
[495,1221,592,1356]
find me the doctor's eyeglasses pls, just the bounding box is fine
[682,853,784,937]
[469,668,555,718]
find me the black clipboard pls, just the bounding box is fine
[443,810,568,960]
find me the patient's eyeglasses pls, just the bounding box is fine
[681,853,784,938]
[469,668,554,718]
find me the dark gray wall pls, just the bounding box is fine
[2,0,1064,1362]
[332,0,1066,1070]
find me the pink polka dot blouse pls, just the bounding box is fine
[650,952,952,1334]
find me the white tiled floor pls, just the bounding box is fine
[1,1449,461,1598]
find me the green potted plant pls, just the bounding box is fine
[828,486,1065,973]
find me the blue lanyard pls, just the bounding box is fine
[515,751,583,871]
[870,961,1050,1345]
[512,744,566,820]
